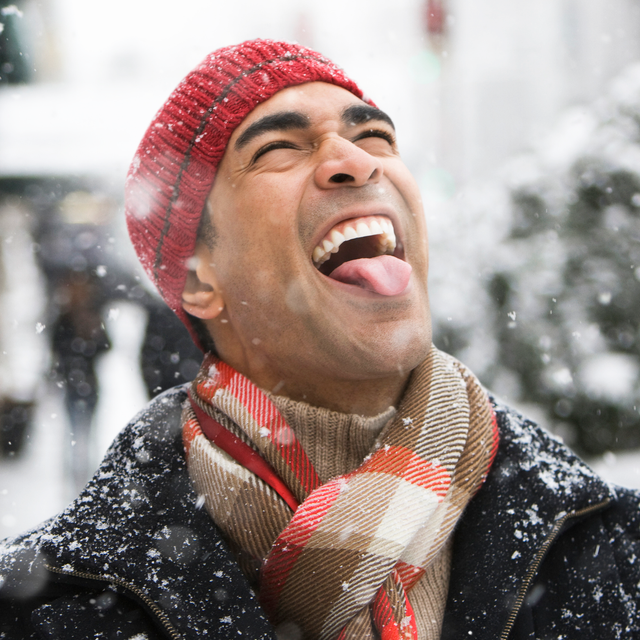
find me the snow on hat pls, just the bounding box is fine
[125,39,368,348]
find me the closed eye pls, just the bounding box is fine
[252,140,300,163]
[352,129,396,146]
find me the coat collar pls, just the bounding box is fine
[442,398,615,639]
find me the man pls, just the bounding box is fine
[1,39,639,640]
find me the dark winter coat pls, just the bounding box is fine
[1,385,639,639]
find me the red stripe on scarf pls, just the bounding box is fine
[188,392,301,512]
[372,586,395,638]
[182,418,200,458]
[395,561,426,590]
[372,572,417,640]
[199,357,320,495]
[260,480,344,618]
[276,480,344,546]
[489,409,500,466]
[359,446,451,497]
[258,537,307,617]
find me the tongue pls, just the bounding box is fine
[328,255,412,296]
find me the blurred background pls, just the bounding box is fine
[2,0,640,537]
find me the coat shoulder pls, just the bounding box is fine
[1,384,189,555]
[0,386,190,640]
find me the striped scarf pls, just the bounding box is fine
[183,347,499,640]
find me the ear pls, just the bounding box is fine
[181,241,225,320]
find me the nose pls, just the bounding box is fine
[314,136,383,189]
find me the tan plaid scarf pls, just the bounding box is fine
[183,347,498,640]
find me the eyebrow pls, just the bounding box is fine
[234,103,396,151]
[235,111,310,150]
[341,104,395,130]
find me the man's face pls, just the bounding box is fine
[203,81,431,397]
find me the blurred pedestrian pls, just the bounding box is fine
[51,270,110,491]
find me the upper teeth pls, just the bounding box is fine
[312,216,397,266]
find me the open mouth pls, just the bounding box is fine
[313,215,397,274]
[311,215,412,296]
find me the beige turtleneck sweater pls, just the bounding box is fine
[269,393,452,640]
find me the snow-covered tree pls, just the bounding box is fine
[440,64,640,455]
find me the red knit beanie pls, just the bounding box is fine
[125,39,368,349]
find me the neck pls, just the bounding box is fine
[210,328,419,415]
[219,356,410,415]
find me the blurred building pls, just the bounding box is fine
[3,0,640,202]
[442,0,640,185]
